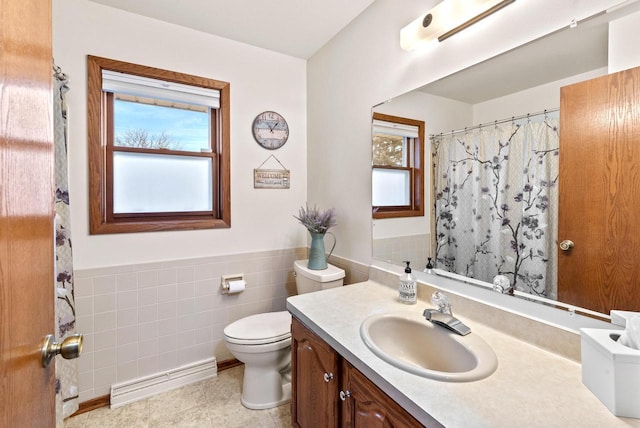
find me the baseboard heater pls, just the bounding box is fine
[110,357,217,408]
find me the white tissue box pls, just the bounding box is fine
[581,328,640,419]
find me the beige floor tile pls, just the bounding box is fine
[201,367,244,406]
[269,404,292,428]
[149,406,213,428]
[64,412,89,428]
[83,399,150,428]
[148,382,209,423]
[64,365,290,428]
[206,402,276,428]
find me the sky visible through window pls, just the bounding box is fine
[114,99,209,152]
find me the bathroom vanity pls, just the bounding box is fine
[286,280,640,427]
[291,316,422,427]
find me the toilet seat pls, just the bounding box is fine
[224,311,292,345]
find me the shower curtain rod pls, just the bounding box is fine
[429,108,559,139]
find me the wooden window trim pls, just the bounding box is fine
[88,55,231,234]
[372,112,425,219]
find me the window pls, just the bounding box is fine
[87,56,230,233]
[372,112,424,219]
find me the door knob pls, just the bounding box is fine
[41,333,83,368]
[560,240,575,251]
[339,390,351,401]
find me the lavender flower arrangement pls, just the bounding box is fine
[294,204,337,234]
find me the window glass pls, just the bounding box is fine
[113,152,212,214]
[372,133,407,167]
[372,168,410,206]
[114,97,210,152]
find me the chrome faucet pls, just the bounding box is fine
[423,291,471,336]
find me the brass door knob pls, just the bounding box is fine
[560,240,575,251]
[41,333,83,368]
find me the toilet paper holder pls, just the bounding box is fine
[221,274,245,294]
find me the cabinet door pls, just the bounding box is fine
[341,360,423,428]
[291,317,340,428]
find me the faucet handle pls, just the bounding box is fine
[430,291,452,315]
[492,275,512,294]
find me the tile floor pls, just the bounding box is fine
[64,366,291,428]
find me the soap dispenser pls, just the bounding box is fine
[399,261,417,304]
[424,257,434,274]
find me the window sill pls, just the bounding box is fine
[89,217,230,234]
[373,208,424,219]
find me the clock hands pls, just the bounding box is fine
[268,121,278,133]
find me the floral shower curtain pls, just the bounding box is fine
[433,114,559,298]
[54,65,79,424]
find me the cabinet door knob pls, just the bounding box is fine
[323,372,334,382]
[339,390,351,401]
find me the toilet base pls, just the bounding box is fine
[241,382,291,410]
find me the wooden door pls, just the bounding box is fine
[558,66,640,313]
[0,0,55,426]
[291,317,340,428]
[340,360,422,428]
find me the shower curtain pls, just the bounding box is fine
[54,65,79,424]
[432,114,559,298]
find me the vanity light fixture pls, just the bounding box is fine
[400,0,515,50]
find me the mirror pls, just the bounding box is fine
[372,2,640,316]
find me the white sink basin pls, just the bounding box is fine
[360,311,498,382]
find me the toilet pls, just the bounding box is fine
[223,259,345,409]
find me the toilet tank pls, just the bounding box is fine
[294,260,345,295]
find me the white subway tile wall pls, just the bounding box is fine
[74,248,307,402]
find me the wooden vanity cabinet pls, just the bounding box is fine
[341,359,423,427]
[291,317,423,428]
[291,316,340,427]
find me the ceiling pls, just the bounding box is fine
[87,0,376,59]
[417,2,640,104]
[418,17,608,103]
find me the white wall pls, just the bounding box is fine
[472,68,608,124]
[53,0,308,270]
[307,0,625,265]
[609,9,640,73]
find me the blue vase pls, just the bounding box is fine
[307,232,328,270]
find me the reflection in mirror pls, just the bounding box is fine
[432,111,559,299]
[372,2,640,316]
[372,113,425,220]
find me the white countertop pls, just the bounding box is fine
[286,280,640,428]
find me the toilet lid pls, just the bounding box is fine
[224,311,292,345]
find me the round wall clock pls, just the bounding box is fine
[252,111,289,150]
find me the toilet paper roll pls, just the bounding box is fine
[227,279,246,294]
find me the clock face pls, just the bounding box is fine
[252,111,289,150]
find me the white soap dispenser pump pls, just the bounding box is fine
[398,261,417,304]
